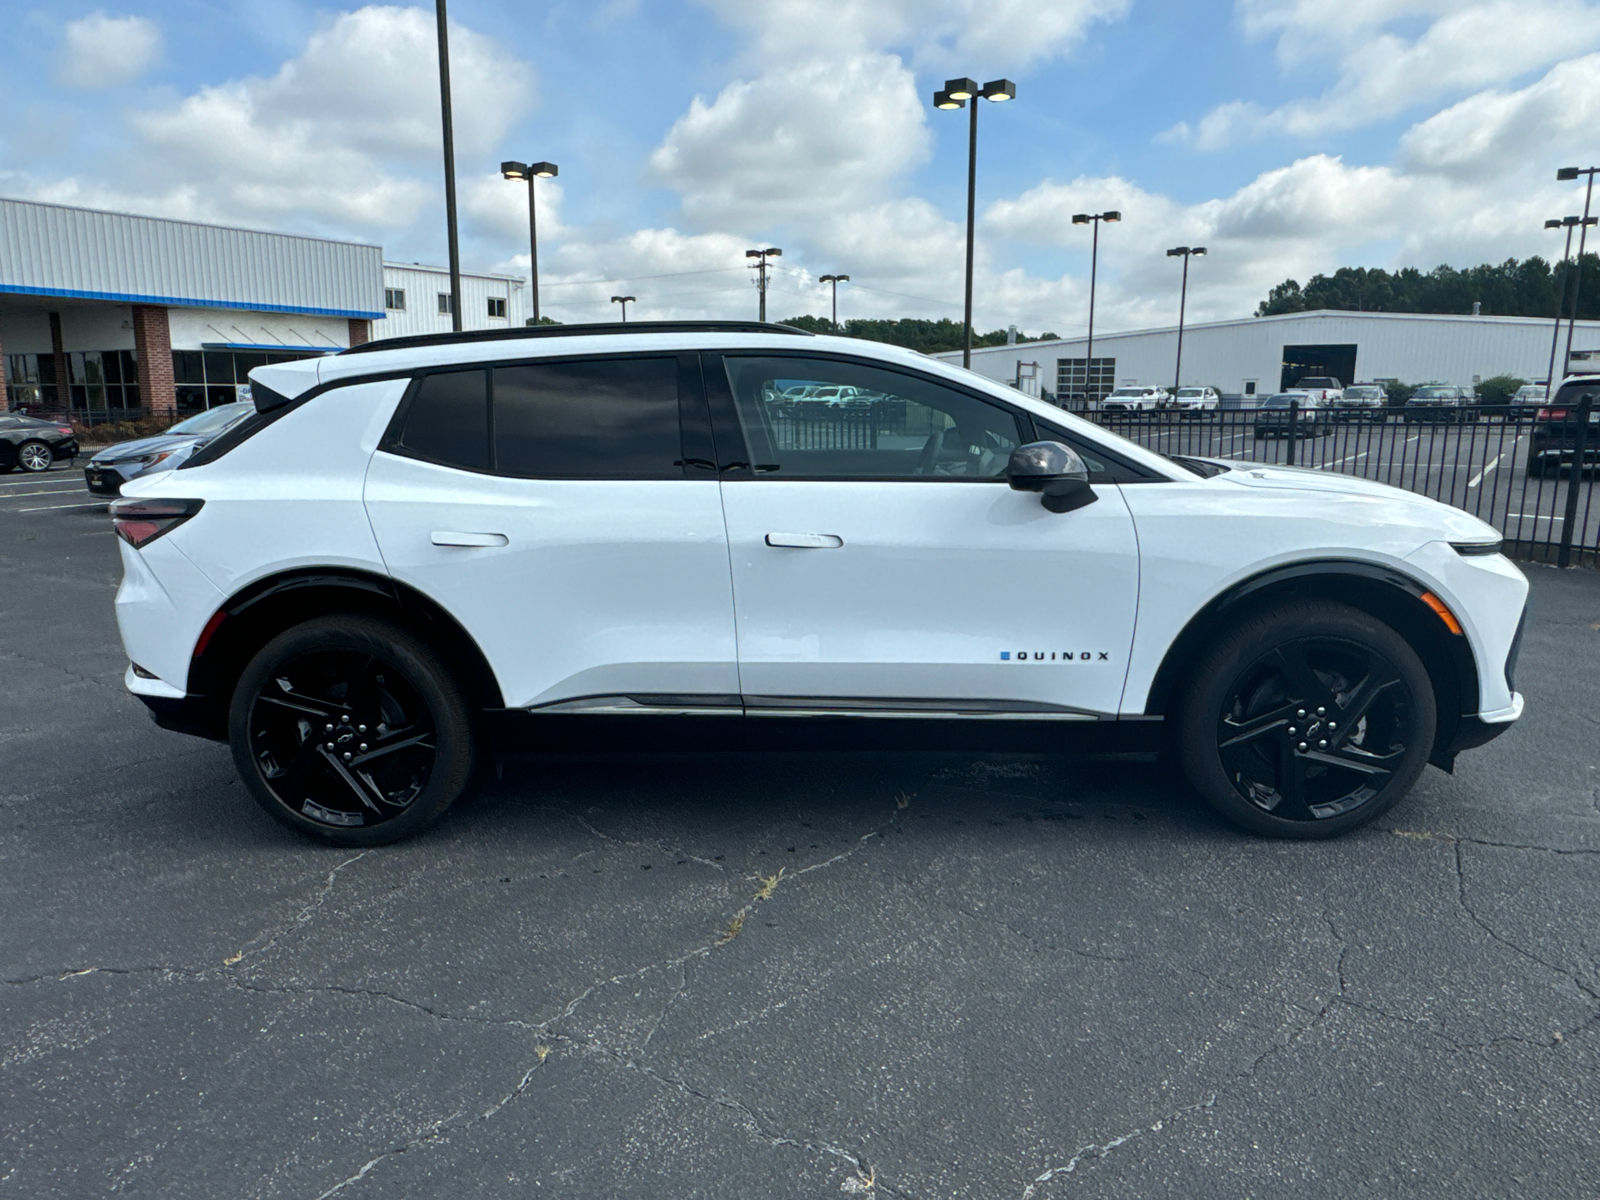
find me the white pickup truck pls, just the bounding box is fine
[1290,376,1345,404]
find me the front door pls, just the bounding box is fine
[364,354,739,710]
[708,353,1142,717]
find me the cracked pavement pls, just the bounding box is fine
[2,505,1599,1198]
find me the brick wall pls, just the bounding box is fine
[348,318,371,347]
[132,305,175,416]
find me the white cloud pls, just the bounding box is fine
[54,11,162,89]
[1173,0,1600,147]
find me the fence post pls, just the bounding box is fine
[1286,398,1299,466]
[1557,393,1593,568]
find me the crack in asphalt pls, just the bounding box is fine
[1019,1093,1220,1198]
[221,851,372,968]
[0,648,126,696]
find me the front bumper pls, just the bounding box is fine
[84,464,128,495]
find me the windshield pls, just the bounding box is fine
[1345,387,1382,398]
[1176,388,1205,398]
[1261,395,1298,408]
[1412,387,1454,399]
[1107,388,1148,397]
[168,403,253,435]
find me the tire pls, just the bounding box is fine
[17,440,53,472]
[1174,599,1436,839]
[1527,450,1546,476]
[228,615,476,845]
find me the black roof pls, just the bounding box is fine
[342,320,813,356]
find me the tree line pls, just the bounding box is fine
[1256,254,1600,320]
[777,315,1058,353]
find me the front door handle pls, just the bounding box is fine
[431,531,509,547]
[765,533,843,549]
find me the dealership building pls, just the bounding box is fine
[939,309,1600,403]
[0,197,526,415]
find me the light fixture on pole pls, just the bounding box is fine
[1543,216,1592,390]
[819,274,850,328]
[932,76,1016,369]
[434,0,462,332]
[1071,210,1121,407]
[501,160,559,324]
[610,295,635,322]
[1166,246,1206,394]
[1558,166,1599,377]
[745,248,782,322]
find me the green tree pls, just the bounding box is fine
[1256,253,1599,319]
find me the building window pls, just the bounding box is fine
[438,292,454,315]
[169,349,324,414]
[385,288,407,311]
[488,297,507,319]
[1056,357,1116,407]
[6,354,57,409]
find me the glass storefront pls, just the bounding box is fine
[172,349,326,412]
[6,347,327,413]
[5,354,58,409]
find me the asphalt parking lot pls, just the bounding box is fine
[3,469,1599,1199]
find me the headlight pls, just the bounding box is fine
[137,450,176,469]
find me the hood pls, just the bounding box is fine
[1212,460,1501,539]
[91,432,202,464]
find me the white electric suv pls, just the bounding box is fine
[109,322,1528,845]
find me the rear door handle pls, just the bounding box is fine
[765,533,843,549]
[431,531,508,547]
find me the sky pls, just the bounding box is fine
[3,0,1600,334]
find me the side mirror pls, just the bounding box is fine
[1006,441,1098,513]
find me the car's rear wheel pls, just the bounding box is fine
[18,440,53,472]
[228,615,475,845]
[1176,600,1435,838]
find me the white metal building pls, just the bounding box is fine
[939,310,1600,403]
[376,263,528,341]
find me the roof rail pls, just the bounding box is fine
[341,319,813,356]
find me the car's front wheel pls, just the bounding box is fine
[17,440,53,472]
[228,615,476,845]
[1175,600,1436,838]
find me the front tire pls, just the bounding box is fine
[1175,600,1436,838]
[228,615,476,845]
[18,440,53,472]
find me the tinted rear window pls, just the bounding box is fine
[492,357,680,479]
[399,369,489,470]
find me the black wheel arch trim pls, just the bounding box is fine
[182,567,505,738]
[1142,558,1481,770]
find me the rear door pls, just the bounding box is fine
[363,353,739,710]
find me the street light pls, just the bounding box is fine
[819,273,850,328]
[1558,166,1599,376]
[745,248,782,321]
[1166,246,1206,394]
[1544,216,1593,389]
[611,295,635,321]
[932,76,1016,368]
[502,160,559,324]
[1071,210,1121,406]
[435,0,462,331]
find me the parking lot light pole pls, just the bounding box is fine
[1072,211,1120,406]
[501,161,559,324]
[745,248,782,321]
[610,295,635,321]
[1545,216,1584,392]
[933,77,1016,368]
[435,0,462,332]
[819,274,849,328]
[1558,166,1599,375]
[1166,245,1206,394]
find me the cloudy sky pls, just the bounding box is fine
[3,0,1598,333]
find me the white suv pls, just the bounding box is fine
[1100,385,1168,411]
[109,323,1528,845]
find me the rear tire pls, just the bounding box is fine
[1175,600,1436,839]
[18,440,52,472]
[228,615,476,845]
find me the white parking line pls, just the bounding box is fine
[16,501,106,513]
[1466,437,1523,488]
[0,487,88,500]
[0,476,80,488]
[1316,450,1369,471]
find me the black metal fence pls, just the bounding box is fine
[1084,399,1598,567]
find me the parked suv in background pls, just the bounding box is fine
[1168,386,1220,415]
[1253,392,1331,438]
[1100,385,1168,411]
[1527,375,1600,475]
[109,322,1527,846]
[1335,384,1388,420]
[1405,385,1478,423]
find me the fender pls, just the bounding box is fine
[1140,558,1480,770]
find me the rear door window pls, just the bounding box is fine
[492,356,681,479]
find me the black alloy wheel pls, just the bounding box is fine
[229,615,475,845]
[1177,600,1435,838]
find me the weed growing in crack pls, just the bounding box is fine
[840,1165,877,1193]
[752,868,786,901]
[718,913,746,944]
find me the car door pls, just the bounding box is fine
[363,352,740,710]
[708,352,1142,717]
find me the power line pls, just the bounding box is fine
[540,266,746,289]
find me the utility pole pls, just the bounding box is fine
[1166,246,1206,393]
[1072,211,1120,407]
[746,248,782,322]
[435,0,462,332]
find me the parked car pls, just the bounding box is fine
[110,320,1526,846]
[1404,385,1477,423]
[1513,384,1548,406]
[1253,392,1330,438]
[1526,375,1600,475]
[0,413,78,473]
[1334,384,1388,420]
[1290,377,1344,404]
[84,402,255,496]
[1101,385,1169,412]
[1168,386,1220,415]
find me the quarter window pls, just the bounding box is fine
[398,369,489,470]
[722,355,1025,480]
[493,357,680,479]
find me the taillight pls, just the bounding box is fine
[109,498,204,548]
[1537,407,1569,420]
[57,426,73,436]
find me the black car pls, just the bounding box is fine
[0,413,79,473]
[1527,376,1600,475]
